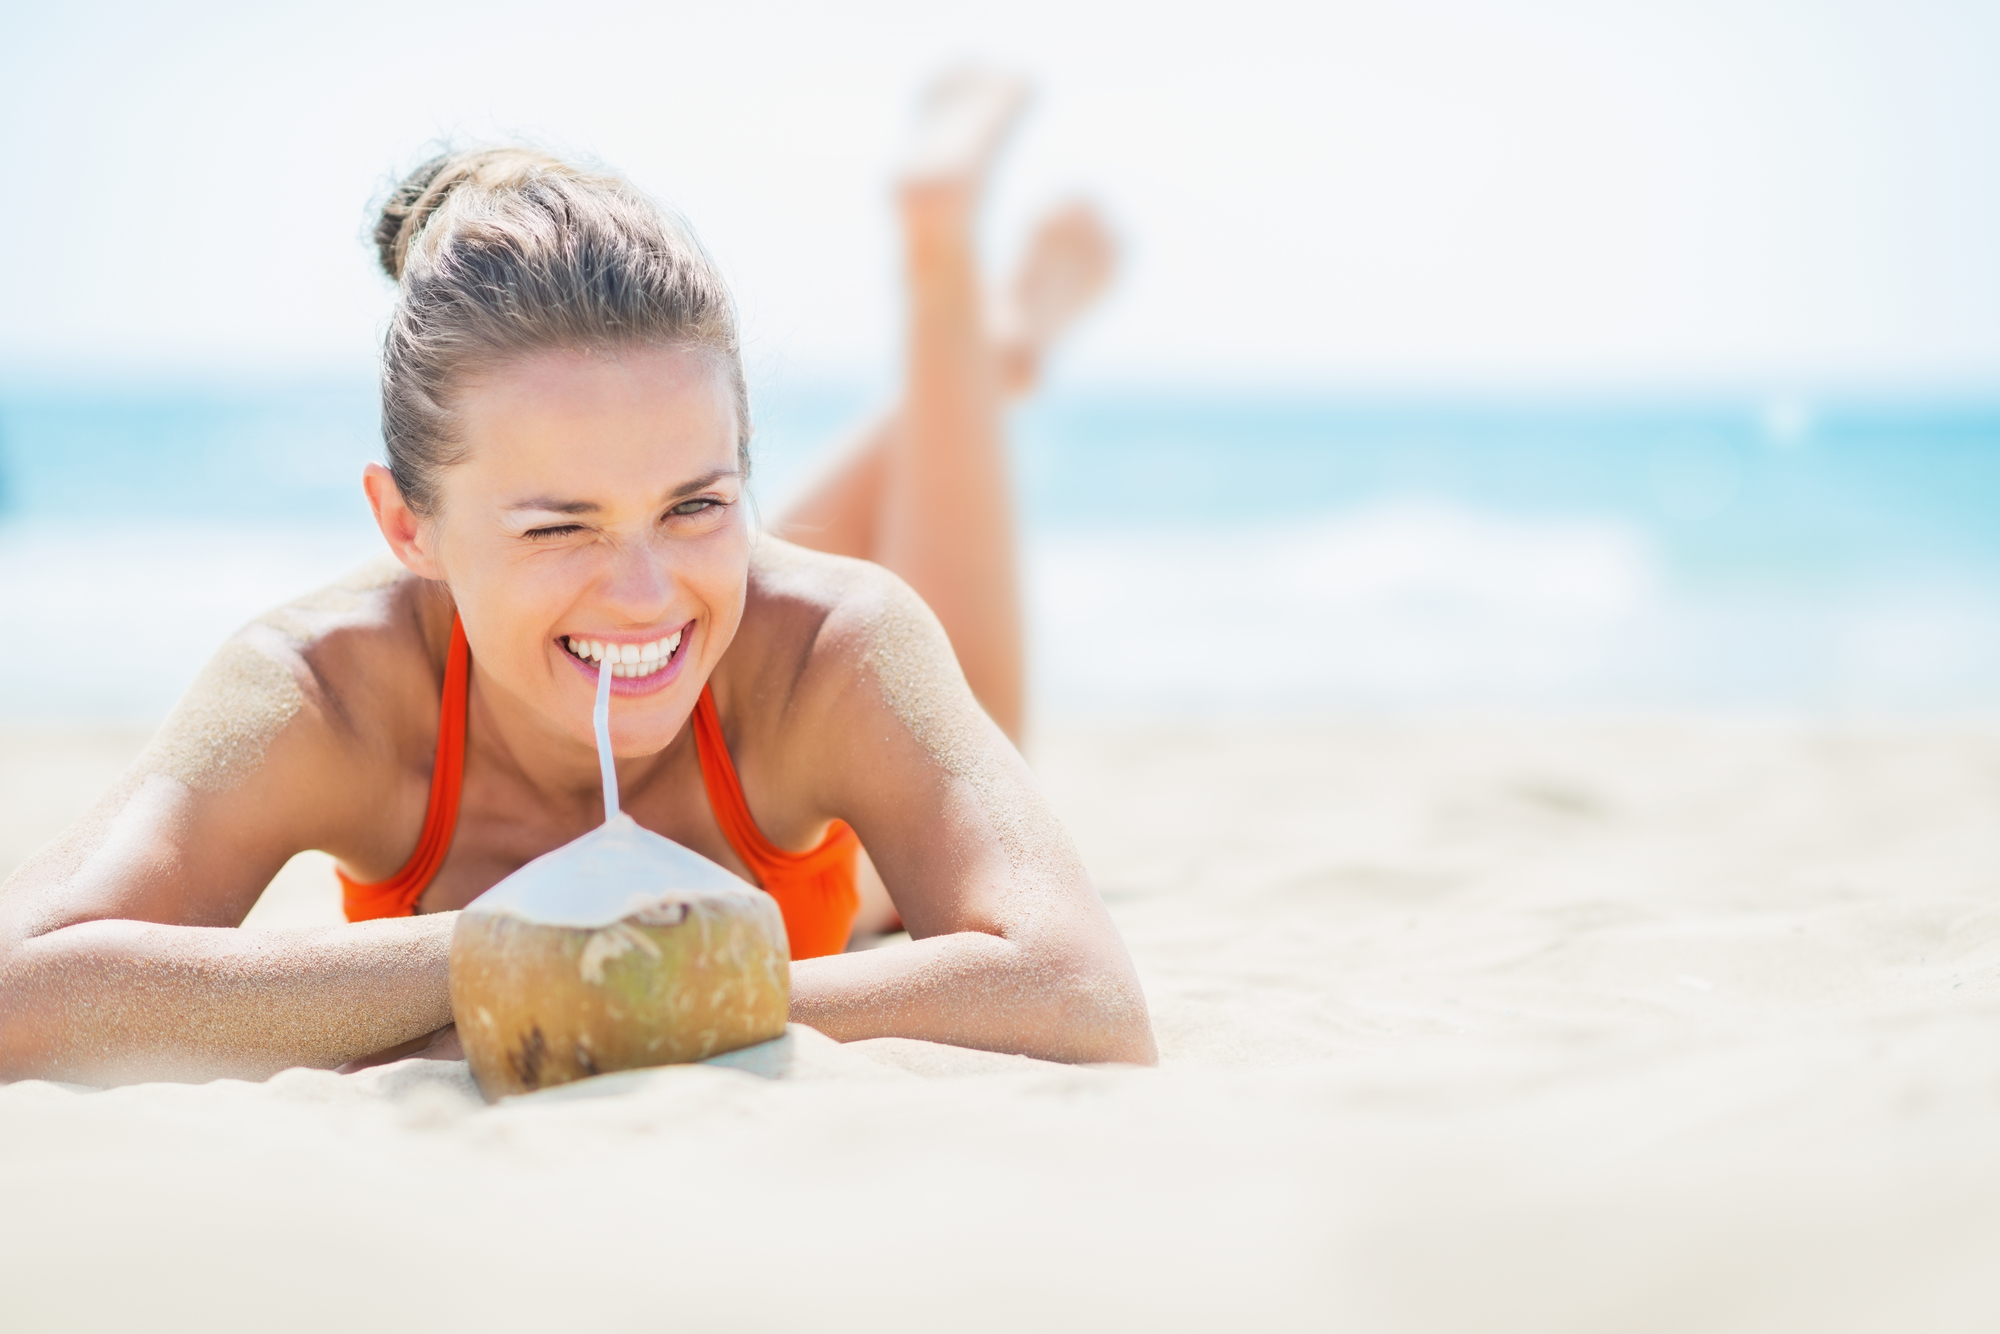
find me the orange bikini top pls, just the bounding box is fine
[337,615,861,961]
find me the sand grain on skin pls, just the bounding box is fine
[254,556,404,645]
[136,558,406,795]
[859,580,1072,884]
[136,640,305,795]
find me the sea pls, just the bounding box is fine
[3,379,1998,721]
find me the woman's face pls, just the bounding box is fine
[427,344,748,757]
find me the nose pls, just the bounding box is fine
[596,535,675,625]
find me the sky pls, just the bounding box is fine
[3,0,1999,392]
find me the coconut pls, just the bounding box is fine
[449,652,790,1100]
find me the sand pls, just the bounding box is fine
[5,713,2000,1331]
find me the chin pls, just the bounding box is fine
[609,695,699,755]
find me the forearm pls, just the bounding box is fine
[788,928,1156,1065]
[0,916,455,1085]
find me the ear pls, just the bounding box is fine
[364,463,445,580]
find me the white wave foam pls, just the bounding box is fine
[1028,502,1659,712]
[1028,502,2000,715]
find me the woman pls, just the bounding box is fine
[0,77,1153,1085]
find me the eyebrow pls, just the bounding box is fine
[507,468,742,515]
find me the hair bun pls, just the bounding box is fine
[373,154,456,281]
[374,148,577,280]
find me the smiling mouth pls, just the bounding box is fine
[561,628,685,679]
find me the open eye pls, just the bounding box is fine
[667,497,721,518]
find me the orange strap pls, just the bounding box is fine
[690,685,861,961]
[340,617,862,959]
[338,614,471,922]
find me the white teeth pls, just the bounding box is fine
[568,630,683,675]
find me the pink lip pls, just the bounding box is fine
[558,620,695,697]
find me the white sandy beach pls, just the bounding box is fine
[5,713,2000,1331]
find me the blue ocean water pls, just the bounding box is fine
[3,380,1998,718]
[1015,395,2000,586]
[6,381,1998,574]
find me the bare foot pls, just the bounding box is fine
[996,201,1120,396]
[899,68,1030,205]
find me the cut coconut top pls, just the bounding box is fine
[467,813,756,927]
[463,652,758,928]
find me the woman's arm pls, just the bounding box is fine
[0,615,453,1084]
[790,920,1155,1066]
[771,561,1156,1065]
[0,914,453,1085]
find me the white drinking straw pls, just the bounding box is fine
[594,655,619,823]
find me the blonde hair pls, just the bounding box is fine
[372,147,749,515]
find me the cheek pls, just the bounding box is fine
[442,534,577,655]
[679,523,751,626]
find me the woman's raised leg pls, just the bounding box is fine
[772,76,1116,742]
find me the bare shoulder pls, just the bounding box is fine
[137,555,443,796]
[735,537,974,735]
[2,556,445,930]
[736,544,1083,913]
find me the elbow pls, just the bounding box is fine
[1108,1010,1161,1066]
[1003,915,1157,1066]
[0,948,48,1083]
[1078,990,1159,1066]
[1045,956,1158,1067]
